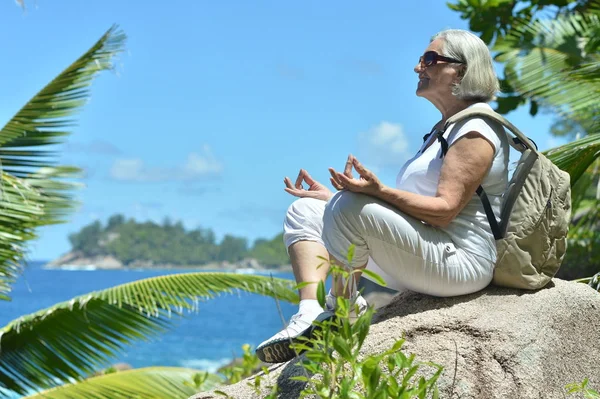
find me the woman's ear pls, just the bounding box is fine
[454,64,466,83]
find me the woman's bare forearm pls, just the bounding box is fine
[375,185,457,227]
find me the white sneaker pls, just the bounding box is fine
[255,310,329,363]
[256,293,368,363]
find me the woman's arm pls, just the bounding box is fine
[331,132,495,227]
[378,132,495,227]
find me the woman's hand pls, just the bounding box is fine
[329,155,383,196]
[284,169,333,201]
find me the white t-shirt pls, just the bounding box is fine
[395,102,509,261]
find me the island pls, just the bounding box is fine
[46,214,291,272]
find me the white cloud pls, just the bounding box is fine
[110,159,148,181]
[183,145,223,176]
[109,145,222,182]
[357,121,410,168]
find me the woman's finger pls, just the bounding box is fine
[329,168,344,187]
[352,158,370,177]
[285,187,320,199]
[344,155,354,178]
[336,172,356,187]
[330,177,343,190]
[302,170,316,186]
[285,187,311,198]
[284,177,296,190]
[336,171,367,192]
[294,169,305,189]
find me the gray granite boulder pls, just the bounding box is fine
[190,279,600,398]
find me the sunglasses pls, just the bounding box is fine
[419,51,465,67]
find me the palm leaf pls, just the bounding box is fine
[0,25,125,165]
[0,272,298,396]
[494,13,600,116]
[574,271,600,292]
[544,132,600,186]
[0,168,83,301]
[22,367,221,399]
[0,26,125,301]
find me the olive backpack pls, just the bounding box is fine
[436,107,571,289]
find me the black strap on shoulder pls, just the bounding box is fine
[422,126,437,143]
[476,186,503,240]
[436,130,448,158]
[513,136,538,150]
[437,125,503,240]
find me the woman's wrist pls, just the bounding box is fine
[373,183,389,199]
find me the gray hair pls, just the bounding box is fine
[431,29,499,102]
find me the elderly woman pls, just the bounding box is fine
[256,29,509,363]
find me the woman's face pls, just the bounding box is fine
[414,39,463,102]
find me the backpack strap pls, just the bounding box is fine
[476,187,503,240]
[443,107,539,154]
[434,129,503,240]
[442,108,542,239]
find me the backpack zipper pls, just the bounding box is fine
[533,187,554,230]
[547,187,553,217]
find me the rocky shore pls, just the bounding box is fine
[44,251,291,272]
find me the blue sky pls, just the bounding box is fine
[0,1,565,261]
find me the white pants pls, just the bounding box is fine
[283,191,494,297]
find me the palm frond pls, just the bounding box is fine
[573,271,600,292]
[0,169,83,301]
[494,13,600,115]
[0,272,297,396]
[0,25,125,164]
[22,367,220,399]
[544,132,600,185]
[0,26,125,301]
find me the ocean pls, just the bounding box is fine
[1,261,299,377]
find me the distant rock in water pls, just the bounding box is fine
[45,251,123,270]
[190,279,600,399]
[45,251,291,272]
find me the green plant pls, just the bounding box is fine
[574,272,600,292]
[294,309,442,399]
[219,344,263,384]
[566,378,600,398]
[186,371,224,392]
[214,366,279,398]
[291,247,443,399]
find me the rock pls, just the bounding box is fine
[359,276,401,310]
[45,251,85,267]
[45,252,124,269]
[189,279,600,399]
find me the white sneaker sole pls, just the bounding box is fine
[255,311,334,363]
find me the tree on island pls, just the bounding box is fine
[67,215,289,267]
